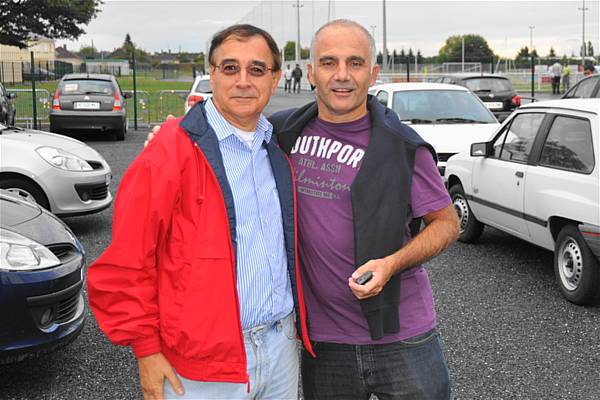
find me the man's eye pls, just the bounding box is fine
[222,64,239,73]
[249,65,267,76]
[350,61,363,68]
[321,61,335,67]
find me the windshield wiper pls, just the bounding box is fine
[436,117,487,124]
[473,89,492,93]
[83,91,109,95]
[401,118,434,124]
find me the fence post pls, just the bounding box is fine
[132,51,138,130]
[30,52,38,130]
[192,64,197,79]
[406,57,410,82]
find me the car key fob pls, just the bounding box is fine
[355,271,373,285]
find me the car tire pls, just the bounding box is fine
[449,183,484,243]
[0,178,51,211]
[115,120,126,141]
[8,110,16,126]
[554,224,600,305]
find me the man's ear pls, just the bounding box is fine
[308,63,315,86]
[271,70,282,94]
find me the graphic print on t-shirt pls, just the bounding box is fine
[290,134,365,201]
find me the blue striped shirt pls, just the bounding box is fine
[205,98,293,329]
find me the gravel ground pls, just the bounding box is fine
[2,89,598,400]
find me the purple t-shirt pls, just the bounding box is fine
[290,114,451,345]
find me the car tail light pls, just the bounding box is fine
[112,93,122,111]
[52,90,60,110]
[187,95,204,109]
[511,95,521,107]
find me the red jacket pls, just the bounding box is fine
[87,112,313,383]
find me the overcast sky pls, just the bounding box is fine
[57,0,600,58]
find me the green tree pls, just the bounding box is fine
[437,34,495,63]
[516,46,530,59]
[79,45,97,59]
[587,41,594,57]
[0,0,102,49]
[548,47,556,58]
[284,41,295,61]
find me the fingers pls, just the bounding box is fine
[348,275,382,299]
[165,367,185,396]
[166,114,175,120]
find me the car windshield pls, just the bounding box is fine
[60,80,114,95]
[392,90,497,124]
[194,79,212,93]
[463,78,513,92]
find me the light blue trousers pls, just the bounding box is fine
[164,312,299,399]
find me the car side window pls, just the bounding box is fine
[376,90,389,107]
[493,113,545,163]
[573,77,598,98]
[539,116,595,174]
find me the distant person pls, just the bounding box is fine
[583,64,595,77]
[284,63,292,93]
[550,61,562,95]
[292,63,302,93]
[562,64,571,92]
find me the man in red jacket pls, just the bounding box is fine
[87,24,313,400]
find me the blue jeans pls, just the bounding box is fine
[164,312,299,399]
[301,329,450,400]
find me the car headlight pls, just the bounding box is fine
[36,146,93,171]
[0,228,61,271]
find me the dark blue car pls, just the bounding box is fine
[0,191,86,364]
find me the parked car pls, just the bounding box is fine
[0,82,17,126]
[562,74,600,99]
[184,75,212,113]
[369,82,499,175]
[49,73,130,140]
[0,123,112,217]
[0,190,87,364]
[435,74,521,121]
[445,99,599,305]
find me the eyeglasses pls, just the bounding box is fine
[214,62,273,78]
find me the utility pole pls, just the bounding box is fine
[382,0,388,72]
[579,0,588,68]
[293,0,303,62]
[529,25,535,98]
[461,36,465,72]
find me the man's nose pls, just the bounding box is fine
[235,68,252,87]
[334,64,350,80]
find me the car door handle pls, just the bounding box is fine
[515,171,524,178]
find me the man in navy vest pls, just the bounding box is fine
[269,19,458,400]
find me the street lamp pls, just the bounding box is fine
[579,0,588,68]
[529,25,535,98]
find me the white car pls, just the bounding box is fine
[185,75,212,114]
[445,99,600,305]
[369,83,500,174]
[0,123,112,216]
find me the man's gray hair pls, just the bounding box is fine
[310,19,377,68]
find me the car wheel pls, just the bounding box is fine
[449,184,484,243]
[0,178,51,210]
[554,224,600,305]
[115,120,126,141]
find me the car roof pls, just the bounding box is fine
[520,98,600,114]
[192,75,210,83]
[441,73,510,80]
[370,82,470,92]
[62,73,114,81]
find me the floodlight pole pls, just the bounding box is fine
[579,0,588,68]
[529,25,535,98]
[382,0,388,72]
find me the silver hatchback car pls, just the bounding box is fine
[0,123,112,216]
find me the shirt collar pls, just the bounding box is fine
[205,97,273,143]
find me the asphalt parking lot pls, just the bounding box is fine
[1,89,598,400]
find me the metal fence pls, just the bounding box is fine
[7,88,51,128]
[157,90,189,121]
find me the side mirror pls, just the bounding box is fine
[123,92,132,99]
[471,142,492,157]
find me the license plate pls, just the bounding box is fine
[484,102,503,110]
[74,102,100,110]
